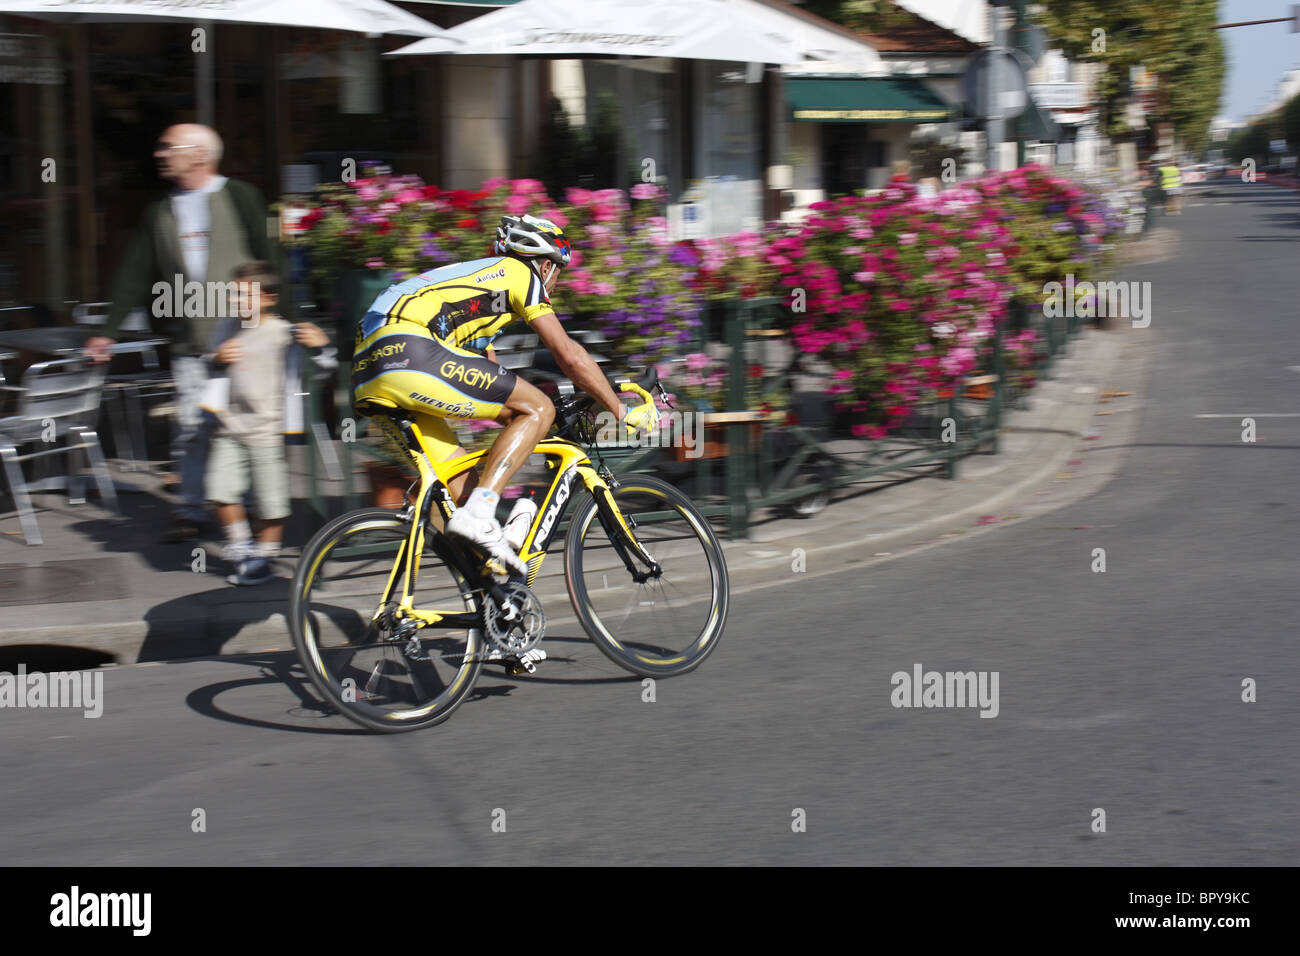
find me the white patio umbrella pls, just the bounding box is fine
[388,0,882,69]
[0,0,457,299]
[0,0,452,37]
[0,0,460,122]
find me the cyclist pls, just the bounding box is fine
[352,213,659,576]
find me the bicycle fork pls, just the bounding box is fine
[584,473,662,584]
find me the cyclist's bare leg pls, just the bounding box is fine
[445,449,479,505]
[477,376,554,495]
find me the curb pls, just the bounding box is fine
[719,325,1128,576]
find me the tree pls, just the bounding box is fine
[1037,0,1225,153]
[1283,92,1300,155]
[1227,119,1275,165]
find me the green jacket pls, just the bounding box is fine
[104,178,295,354]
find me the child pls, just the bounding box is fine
[205,261,335,585]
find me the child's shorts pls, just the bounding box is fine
[207,436,290,520]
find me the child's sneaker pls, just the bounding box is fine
[223,539,255,564]
[227,556,274,586]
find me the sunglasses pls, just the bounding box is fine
[155,142,202,153]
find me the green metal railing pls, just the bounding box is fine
[599,295,1084,539]
[300,294,1085,540]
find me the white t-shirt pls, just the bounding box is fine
[170,175,228,282]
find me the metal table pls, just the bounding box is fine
[0,326,165,358]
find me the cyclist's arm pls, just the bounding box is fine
[530,313,626,419]
[484,345,497,364]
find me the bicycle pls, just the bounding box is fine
[288,368,730,732]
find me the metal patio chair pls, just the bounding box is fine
[0,356,118,545]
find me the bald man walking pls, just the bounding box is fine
[88,124,289,542]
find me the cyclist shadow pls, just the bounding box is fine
[180,642,626,735]
[185,651,374,735]
[182,647,528,733]
[490,633,643,686]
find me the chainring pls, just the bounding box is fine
[483,582,546,656]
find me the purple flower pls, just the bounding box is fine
[669,244,701,268]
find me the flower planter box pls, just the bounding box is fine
[672,411,764,462]
[364,461,416,509]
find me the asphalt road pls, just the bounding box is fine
[2,180,1296,866]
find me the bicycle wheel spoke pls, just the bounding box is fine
[292,510,483,732]
[567,476,728,676]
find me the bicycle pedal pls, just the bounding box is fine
[505,648,546,675]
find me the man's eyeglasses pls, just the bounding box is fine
[155,142,201,153]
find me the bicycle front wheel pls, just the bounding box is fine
[289,507,484,733]
[564,475,728,677]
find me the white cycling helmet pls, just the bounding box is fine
[493,214,572,267]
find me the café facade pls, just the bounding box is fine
[1,0,968,317]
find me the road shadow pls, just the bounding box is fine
[180,647,592,735]
[137,577,295,661]
[184,652,373,736]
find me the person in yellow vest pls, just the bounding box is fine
[1160,164,1183,215]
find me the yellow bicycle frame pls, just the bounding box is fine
[375,416,647,630]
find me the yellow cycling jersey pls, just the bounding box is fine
[356,255,554,353]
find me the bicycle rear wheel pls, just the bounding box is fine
[289,507,484,733]
[564,475,728,677]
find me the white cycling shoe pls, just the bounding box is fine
[483,646,547,666]
[445,508,528,577]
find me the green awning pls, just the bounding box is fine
[787,77,952,123]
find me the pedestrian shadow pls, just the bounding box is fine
[68,497,191,574]
[67,490,326,575]
[137,577,295,661]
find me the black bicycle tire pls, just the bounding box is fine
[289,507,484,733]
[563,475,729,678]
